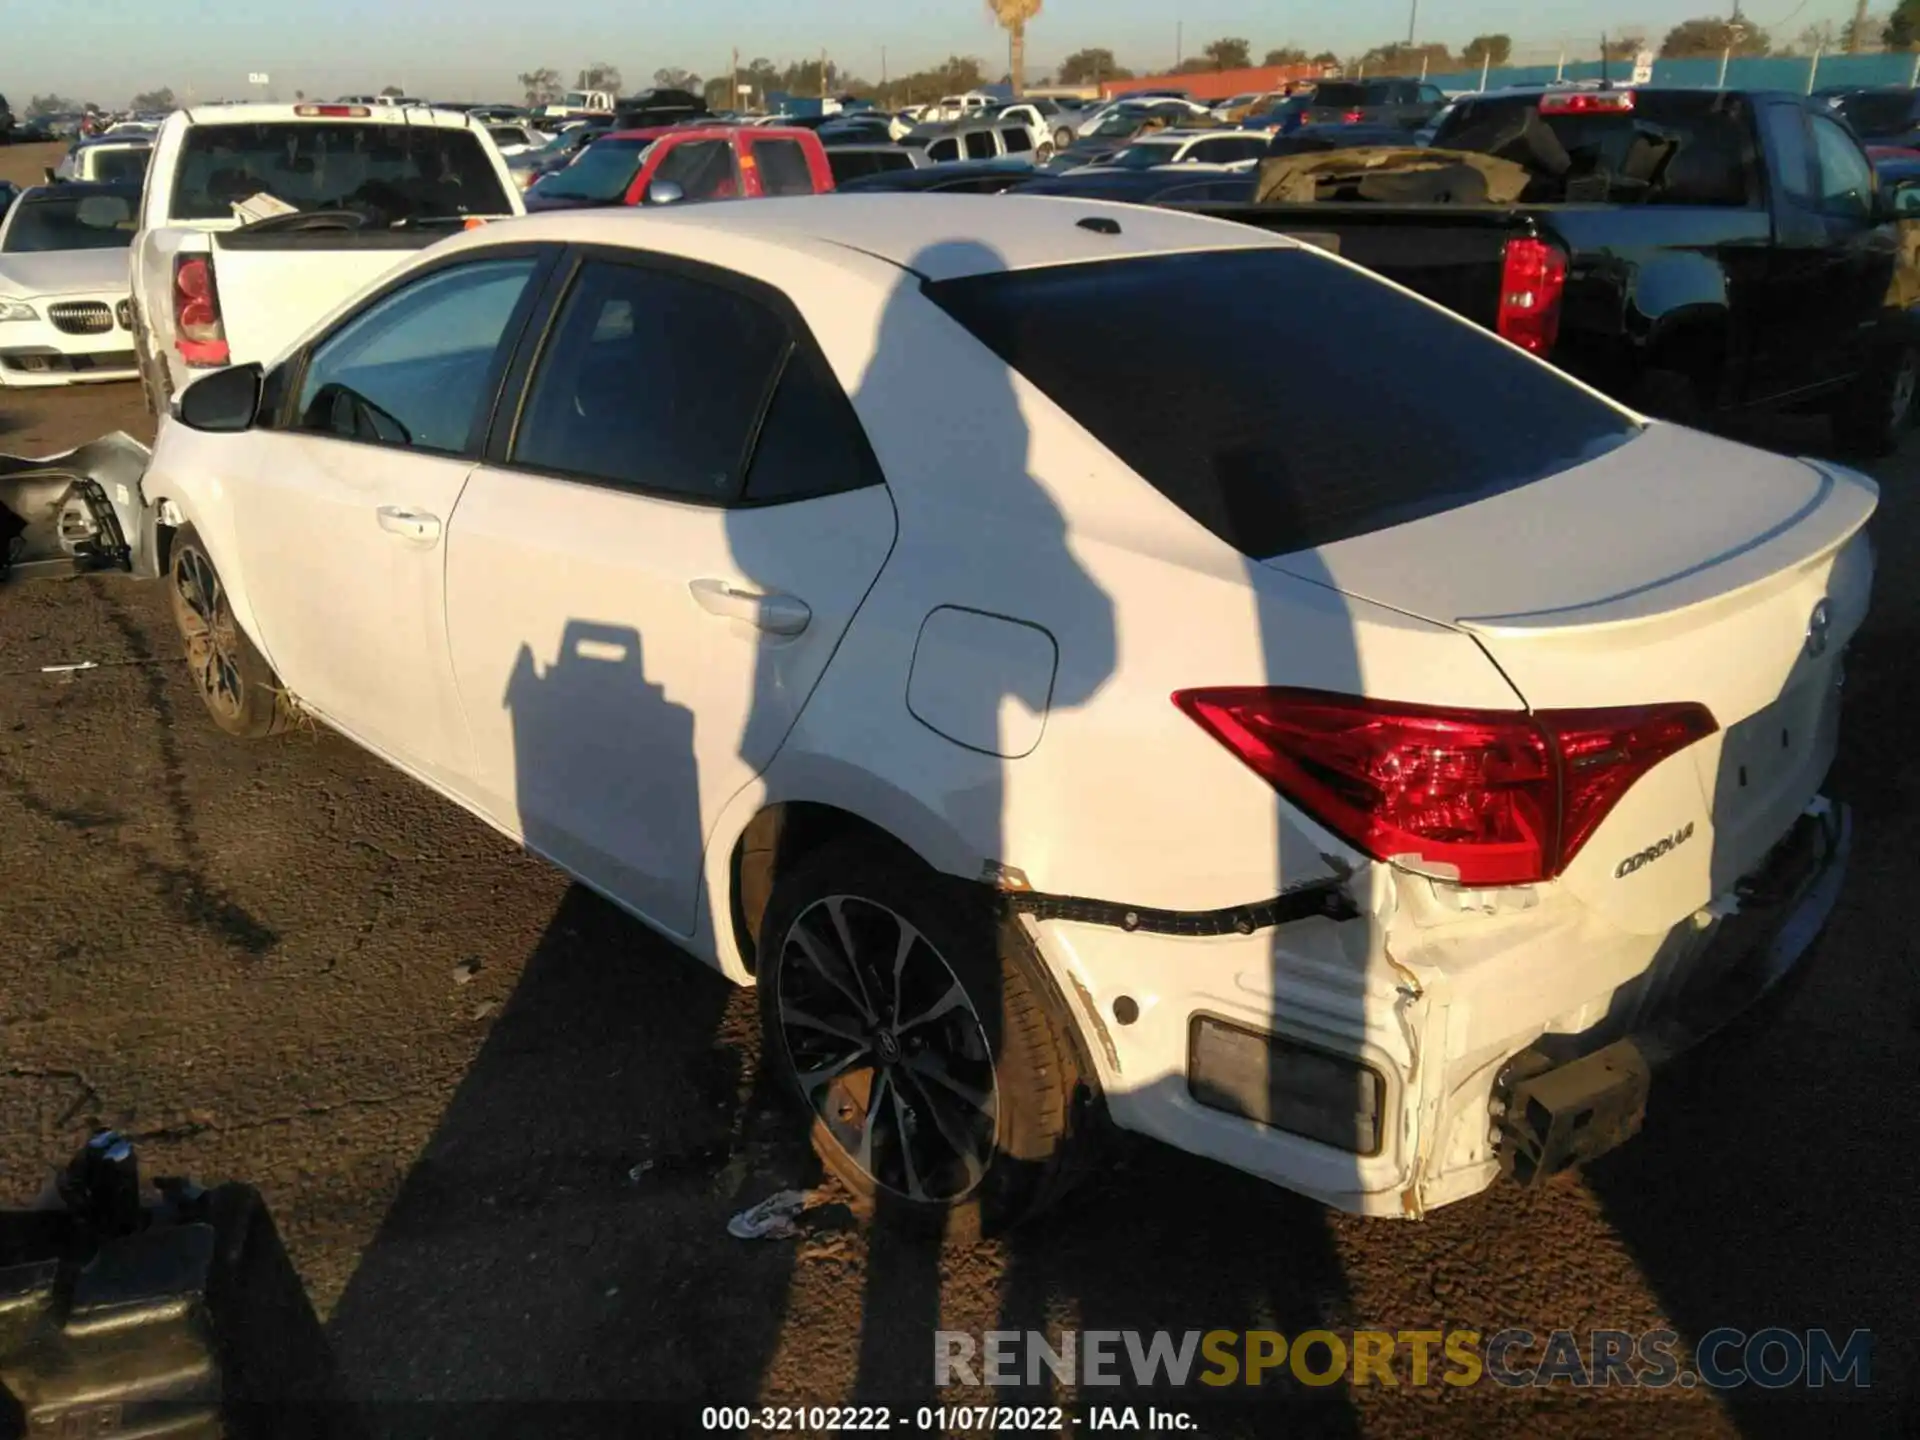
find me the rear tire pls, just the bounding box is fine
[1831,341,1920,458]
[756,838,1093,1240]
[1036,141,1055,163]
[167,526,293,739]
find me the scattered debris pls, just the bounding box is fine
[470,1000,498,1021]
[627,1160,654,1183]
[452,958,482,986]
[727,1189,810,1240]
[40,662,99,675]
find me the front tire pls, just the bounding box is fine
[167,526,293,739]
[1832,341,1919,458]
[757,839,1092,1239]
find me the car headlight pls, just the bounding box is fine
[0,299,37,322]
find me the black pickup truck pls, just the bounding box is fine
[1170,87,1919,453]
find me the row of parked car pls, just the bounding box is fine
[0,78,1887,1237]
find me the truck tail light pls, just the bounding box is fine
[1342,109,1365,123]
[1496,237,1567,356]
[1539,90,1635,114]
[295,105,372,118]
[173,254,228,367]
[1171,688,1717,886]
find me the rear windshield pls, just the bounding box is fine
[1431,91,1756,205]
[1312,84,1376,108]
[535,138,649,201]
[87,147,151,183]
[1833,91,1915,136]
[170,122,512,224]
[3,191,139,252]
[924,248,1636,559]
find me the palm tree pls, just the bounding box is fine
[990,0,1043,97]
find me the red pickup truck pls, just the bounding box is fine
[525,126,835,211]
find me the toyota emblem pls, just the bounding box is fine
[1805,599,1832,659]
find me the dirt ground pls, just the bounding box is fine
[2,139,1915,1437]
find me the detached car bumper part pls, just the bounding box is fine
[0,432,154,581]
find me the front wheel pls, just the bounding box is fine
[756,839,1093,1239]
[167,526,294,739]
[1832,341,1919,458]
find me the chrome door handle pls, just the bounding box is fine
[688,578,812,636]
[376,506,442,543]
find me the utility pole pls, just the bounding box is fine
[731,47,738,110]
[1175,20,1183,70]
[821,47,829,99]
[1407,0,1418,47]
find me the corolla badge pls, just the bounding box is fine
[1805,599,1832,659]
[1615,822,1695,879]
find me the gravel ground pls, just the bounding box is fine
[1,142,1914,1438]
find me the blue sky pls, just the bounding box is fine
[5,0,1852,103]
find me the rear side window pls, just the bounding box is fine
[511,259,788,501]
[753,138,816,195]
[964,130,997,160]
[925,249,1636,559]
[170,122,509,223]
[653,139,740,201]
[741,349,885,504]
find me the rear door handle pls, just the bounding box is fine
[688,578,811,636]
[376,506,442,543]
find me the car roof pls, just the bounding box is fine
[471,192,1291,280]
[176,103,482,128]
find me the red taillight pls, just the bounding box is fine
[1342,109,1364,123]
[173,254,228,367]
[1497,237,1567,356]
[1540,90,1634,114]
[295,104,372,118]
[1172,688,1717,887]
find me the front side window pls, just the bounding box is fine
[1811,113,1874,219]
[510,259,789,501]
[1001,127,1033,154]
[294,257,537,453]
[929,138,960,163]
[964,130,998,160]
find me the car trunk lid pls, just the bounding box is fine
[1266,422,1876,932]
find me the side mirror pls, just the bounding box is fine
[176,362,264,432]
[647,179,685,205]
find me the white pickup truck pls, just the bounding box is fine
[129,102,524,416]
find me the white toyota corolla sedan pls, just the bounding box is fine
[137,195,1874,1232]
[0,182,140,388]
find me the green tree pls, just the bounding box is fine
[1264,47,1308,66]
[1202,37,1252,69]
[576,62,623,93]
[1058,48,1128,82]
[1886,0,1920,47]
[1312,51,1340,67]
[653,67,699,91]
[1357,41,1453,74]
[1659,17,1769,57]
[517,67,562,104]
[27,93,81,117]
[1461,34,1512,65]
[989,0,1043,96]
[379,84,404,97]
[1602,33,1648,60]
[130,87,177,110]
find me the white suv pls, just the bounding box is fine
[138,195,1870,1232]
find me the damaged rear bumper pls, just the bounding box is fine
[1023,797,1852,1218]
[1494,800,1850,1186]
[0,432,154,582]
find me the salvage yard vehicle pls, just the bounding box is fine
[905,119,1040,168]
[1084,129,1271,171]
[1296,79,1449,130]
[128,102,524,419]
[133,195,1871,1231]
[823,143,926,186]
[1179,87,1920,454]
[526,126,833,210]
[49,136,154,185]
[485,122,553,157]
[0,183,141,388]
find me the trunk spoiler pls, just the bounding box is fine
[0,432,153,582]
